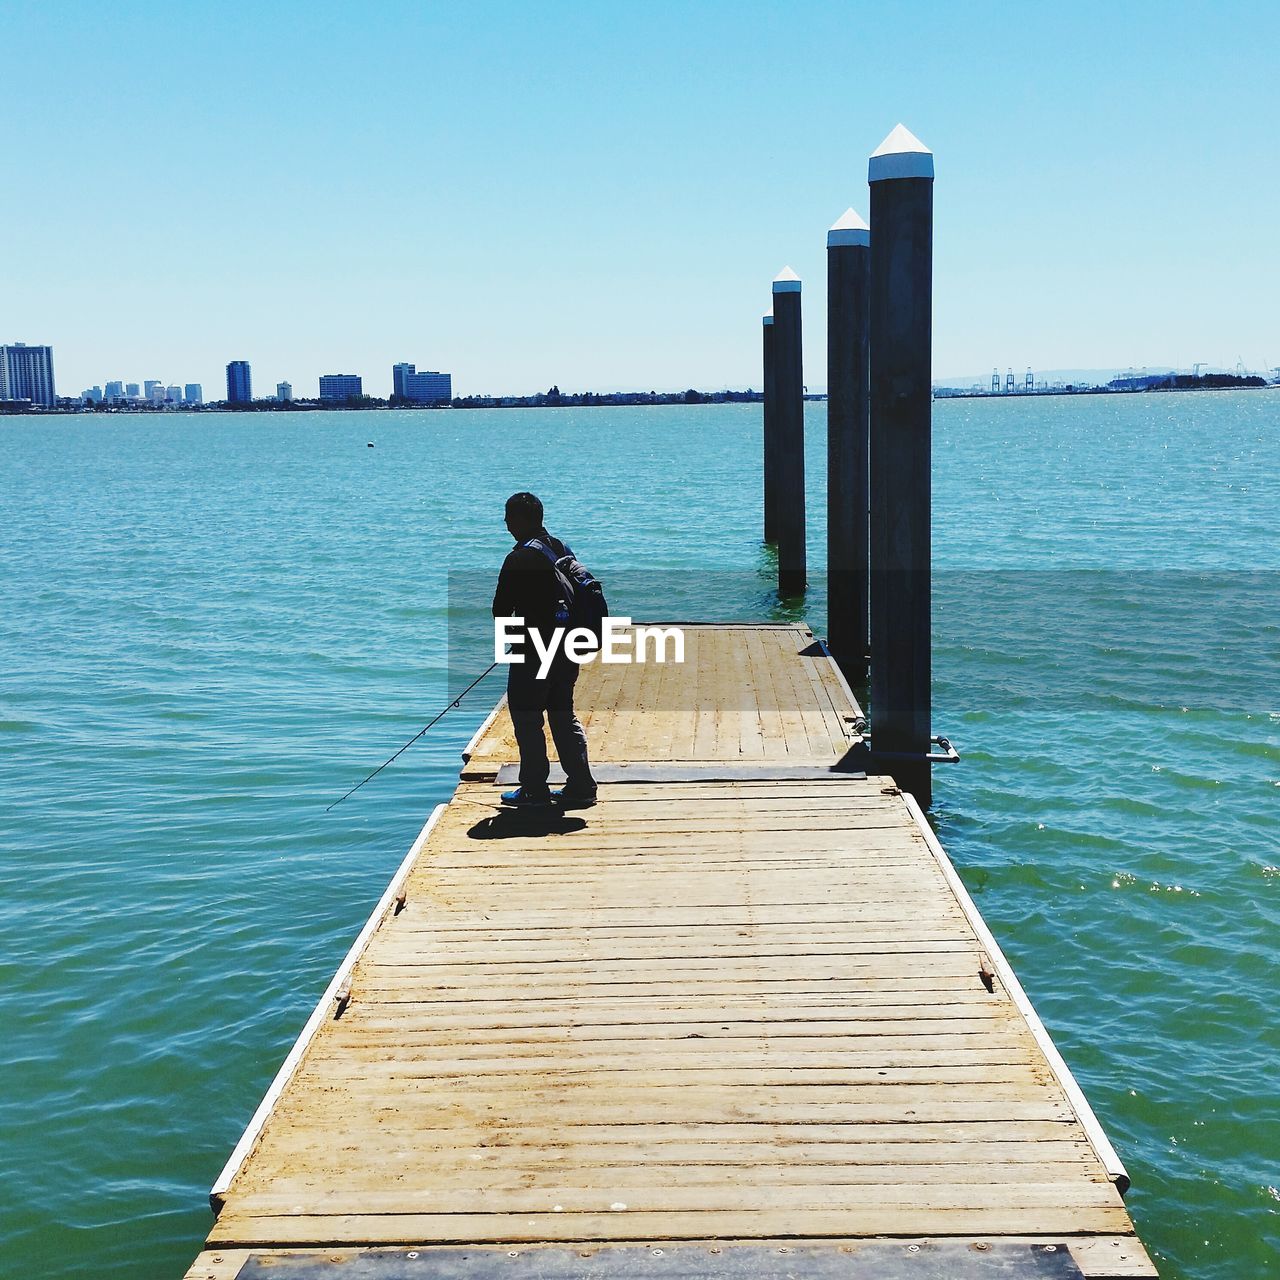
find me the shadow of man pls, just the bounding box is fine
[467,811,589,840]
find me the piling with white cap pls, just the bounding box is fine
[868,124,934,805]
[762,312,777,543]
[826,207,871,685]
[772,268,806,596]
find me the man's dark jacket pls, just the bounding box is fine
[492,531,576,687]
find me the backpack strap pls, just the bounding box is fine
[522,534,572,564]
[521,537,558,565]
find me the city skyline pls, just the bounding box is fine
[8,335,1277,412]
[80,379,203,406]
[4,345,462,408]
[3,2,1277,396]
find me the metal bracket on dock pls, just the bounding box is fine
[866,734,961,764]
[233,1242,1086,1279]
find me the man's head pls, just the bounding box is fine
[505,491,544,542]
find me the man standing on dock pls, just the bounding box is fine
[492,491,598,809]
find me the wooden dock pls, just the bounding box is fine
[184,625,1156,1280]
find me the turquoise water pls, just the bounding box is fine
[1,394,1276,1278]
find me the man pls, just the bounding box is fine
[492,491,598,809]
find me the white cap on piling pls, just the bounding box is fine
[827,208,870,247]
[868,124,934,182]
[762,311,774,325]
[772,267,801,294]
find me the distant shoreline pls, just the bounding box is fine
[936,373,1274,400]
[2,389,770,416]
[936,385,1276,401]
[2,377,1275,416]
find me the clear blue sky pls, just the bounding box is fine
[4,0,1277,397]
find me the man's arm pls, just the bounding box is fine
[493,551,515,618]
[493,546,547,619]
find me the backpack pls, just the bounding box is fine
[526,536,609,649]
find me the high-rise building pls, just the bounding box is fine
[165,385,182,405]
[185,384,202,405]
[148,383,167,405]
[319,374,362,401]
[392,361,451,404]
[125,382,139,398]
[226,361,252,403]
[144,379,162,400]
[0,343,56,406]
[104,380,124,402]
[82,386,104,404]
[276,381,293,401]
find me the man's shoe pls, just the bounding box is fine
[554,788,598,810]
[500,787,554,808]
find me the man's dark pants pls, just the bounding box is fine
[507,664,595,797]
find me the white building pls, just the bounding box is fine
[277,381,293,401]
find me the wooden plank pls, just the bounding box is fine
[208,1206,1138,1247]
[360,941,982,966]
[493,764,868,784]
[251,1135,1098,1168]
[329,1062,1055,1093]
[334,1012,1027,1041]
[229,1171,1122,1210]
[184,1238,1158,1280]
[360,951,986,978]
[327,1020,1029,1046]
[291,1043,1044,1070]
[250,1119,1094,1150]
[262,1093,1077,1128]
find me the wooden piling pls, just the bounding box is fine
[868,125,934,806]
[762,312,777,544]
[772,268,806,597]
[826,208,871,686]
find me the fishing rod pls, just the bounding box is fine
[326,662,499,812]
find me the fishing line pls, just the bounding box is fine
[325,662,499,811]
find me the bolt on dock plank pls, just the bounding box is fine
[184,625,1156,1280]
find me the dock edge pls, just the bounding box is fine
[902,791,1132,1195]
[208,802,449,1211]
